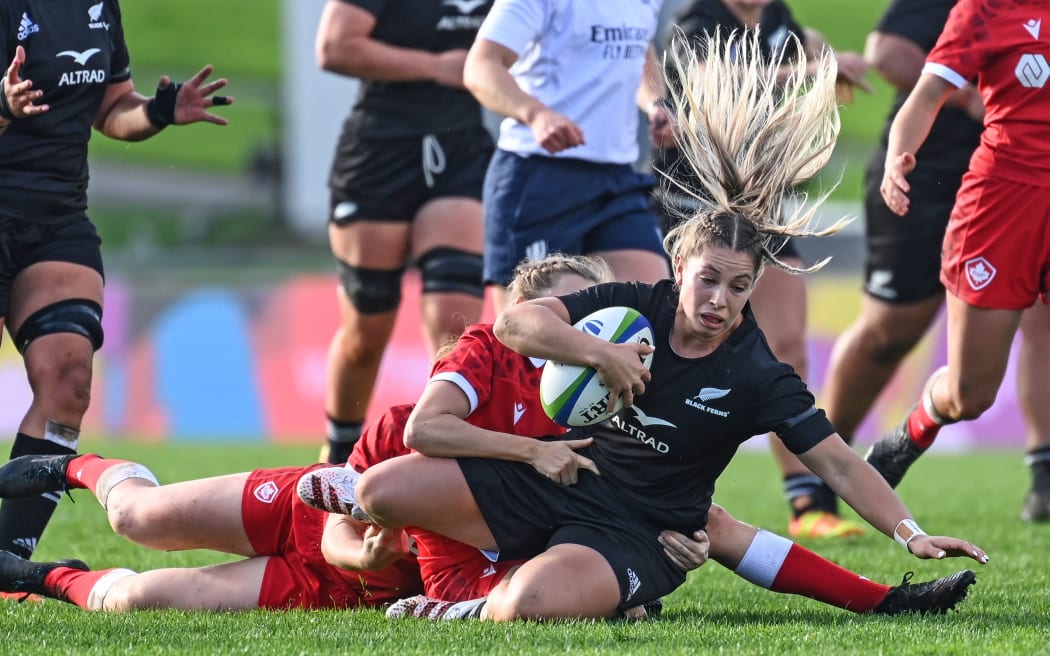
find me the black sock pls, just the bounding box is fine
[1026,445,1050,490]
[325,418,363,465]
[0,433,76,558]
[784,474,839,516]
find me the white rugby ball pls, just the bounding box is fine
[540,306,654,427]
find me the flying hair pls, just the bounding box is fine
[661,27,851,274]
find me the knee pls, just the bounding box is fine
[484,588,545,621]
[354,468,396,524]
[942,378,997,421]
[105,497,155,545]
[765,332,807,376]
[336,260,404,315]
[852,321,917,366]
[25,352,93,416]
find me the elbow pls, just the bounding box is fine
[462,58,484,99]
[402,415,430,453]
[315,40,338,72]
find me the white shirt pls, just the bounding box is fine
[478,0,663,164]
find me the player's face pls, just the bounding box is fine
[674,246,756,348]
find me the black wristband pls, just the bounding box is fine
[146,81,182,129]
[0,83,16,121]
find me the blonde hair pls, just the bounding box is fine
[662,27,850,274]
[505,253,614,305]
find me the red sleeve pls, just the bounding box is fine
[926,0,991,83]
[428,324,499,412]
[348,404,414,471]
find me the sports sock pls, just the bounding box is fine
[325,417,363,465]
[734,529,890,613]
[66,455,159,509]
[784,475,838,516]
[44,566,136,610]
[0,434,75,558]
[1026,445,1050,489]
[906,366,955,449]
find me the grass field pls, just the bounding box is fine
[3,442,1049,655]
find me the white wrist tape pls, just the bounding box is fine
[894,518,927,551]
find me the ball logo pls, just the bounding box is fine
[964,257,997,291]
[1015,53,1050,88]
[582,320,603,335]
[253,480,279,504]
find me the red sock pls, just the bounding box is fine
[43,567,121,609]
[65,454,132,492]
[906,403,942,450]
[770,544,891,613]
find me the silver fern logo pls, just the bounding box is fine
[697,387,731,402]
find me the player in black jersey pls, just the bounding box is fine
[821,0,1050,524]
[652,0,871,540]
[316,0,495,465]
[0,0,232,563]
[349,31,988,620]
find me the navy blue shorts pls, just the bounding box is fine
[482,150,665,286]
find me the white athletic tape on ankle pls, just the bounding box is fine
[922,366,951,425]
[44,419,80,450]
[735,529,793,589]
[86,568,137,611]
[96,463,159,509]
[893,519,927,551]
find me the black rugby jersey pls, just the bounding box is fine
[338,0,493,138]
[654,0,804,199]
[0,0,130,222]
[559,280,834,532]
[873,0,982,180]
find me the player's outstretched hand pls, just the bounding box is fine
[168,65,234,126]
[908,534,990,565]
[3,46,48,119]
[880,151,917,216]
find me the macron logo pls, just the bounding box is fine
[696,387,731,402]
[58,48,101,66]
[513,402,526,425]
[1024,19,1041,40]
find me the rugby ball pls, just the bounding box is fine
[540,306,654,427]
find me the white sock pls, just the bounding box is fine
[86,568,137,611]
[734,529,793,590]
[96,464,159,510]
[441,597,488,620]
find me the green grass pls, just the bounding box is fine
[87,0,281,173]
[4,443,1048,655]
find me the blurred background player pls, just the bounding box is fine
[651,0,871,538]
[0,0,233,565]
[822,0,1050,524]
[865,0,1050,521]
[463,0,672,312]
[316,0,493,464]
